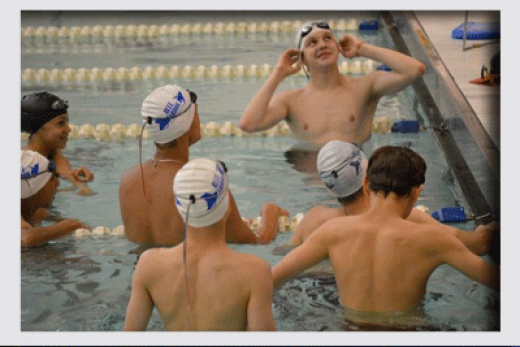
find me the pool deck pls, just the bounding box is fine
[413,11,500,149]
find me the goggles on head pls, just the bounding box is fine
[21,92,69,112]
[145,89,198,125]
[217,160,227,173]
[187,89,198,104]
[297,22,331,49]
[139,89,198,198]
[51,99,69,112]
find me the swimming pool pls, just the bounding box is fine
[20,10,499,332]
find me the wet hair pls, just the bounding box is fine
[367,146,426,198]
[337,186,364,206]
[21,92,69,135]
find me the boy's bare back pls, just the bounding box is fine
[308,211,497,312]
[119,161,185,245]
[130,244,274,331]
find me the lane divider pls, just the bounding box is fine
[73,214,303,238]
[73,204,437,240]
[21,19,365,43]
[21,117,424,142]
[21,60,381,86]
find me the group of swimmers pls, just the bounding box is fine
[21,21,499,331]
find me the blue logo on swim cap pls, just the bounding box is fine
[345,148,362,176]
[156,92,187,131]
[21,163,40,179]
[163,92,186,119]
[200,191,219,210]
[155,117,171,131]
[212,164,225,192]
[199,164,226,211]
[349,160,361,176]
[176,191,218,210]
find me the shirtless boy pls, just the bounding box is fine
[22,92,95,196]
[124,159,276,331]
[21,150,89,246]
[239,21,425,146]
[289,140,497,257]
[272,146,499,326]
[119,85,287,246]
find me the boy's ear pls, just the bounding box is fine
[410,184,423,203]
[363,175,370,195]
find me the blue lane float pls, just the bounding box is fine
[432,207,467,223]
[359,20,379,31]
[451,22,500,40]
[391,120,420,133]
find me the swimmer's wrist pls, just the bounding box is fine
[271,66,289,80]
[357,42,367,57]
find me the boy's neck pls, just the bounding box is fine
[368,192,414,220]
[342,195,370,216]
[153,141,189,164]
[309,65,341,90]
[186,220,227,246]
[26,138,53,158]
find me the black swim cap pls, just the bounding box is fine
[490,51,500,85]
[490,51,500,75]
[21,92,69,134]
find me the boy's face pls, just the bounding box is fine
[36,113,71,149]
[301,29,338,68]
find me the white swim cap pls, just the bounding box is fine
[174,158,230,228]
[317,140,368,198]
[21,150,54,199]
[141,85,196,144]
[295,21,331,50]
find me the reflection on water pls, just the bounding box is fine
[21,238,157,331]
[283,142,321,174]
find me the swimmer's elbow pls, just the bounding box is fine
[20,230,40,247]
[413,62,426,79]
[238,118,256,133]
[20,236,31,247]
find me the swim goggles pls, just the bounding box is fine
[175,89,198,118]
[21,92,69,111]
[297,22,331,49]
[51,99,69,111]
[21,160,57,180]
[217,160,227,173]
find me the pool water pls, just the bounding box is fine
[20,11,499,331]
